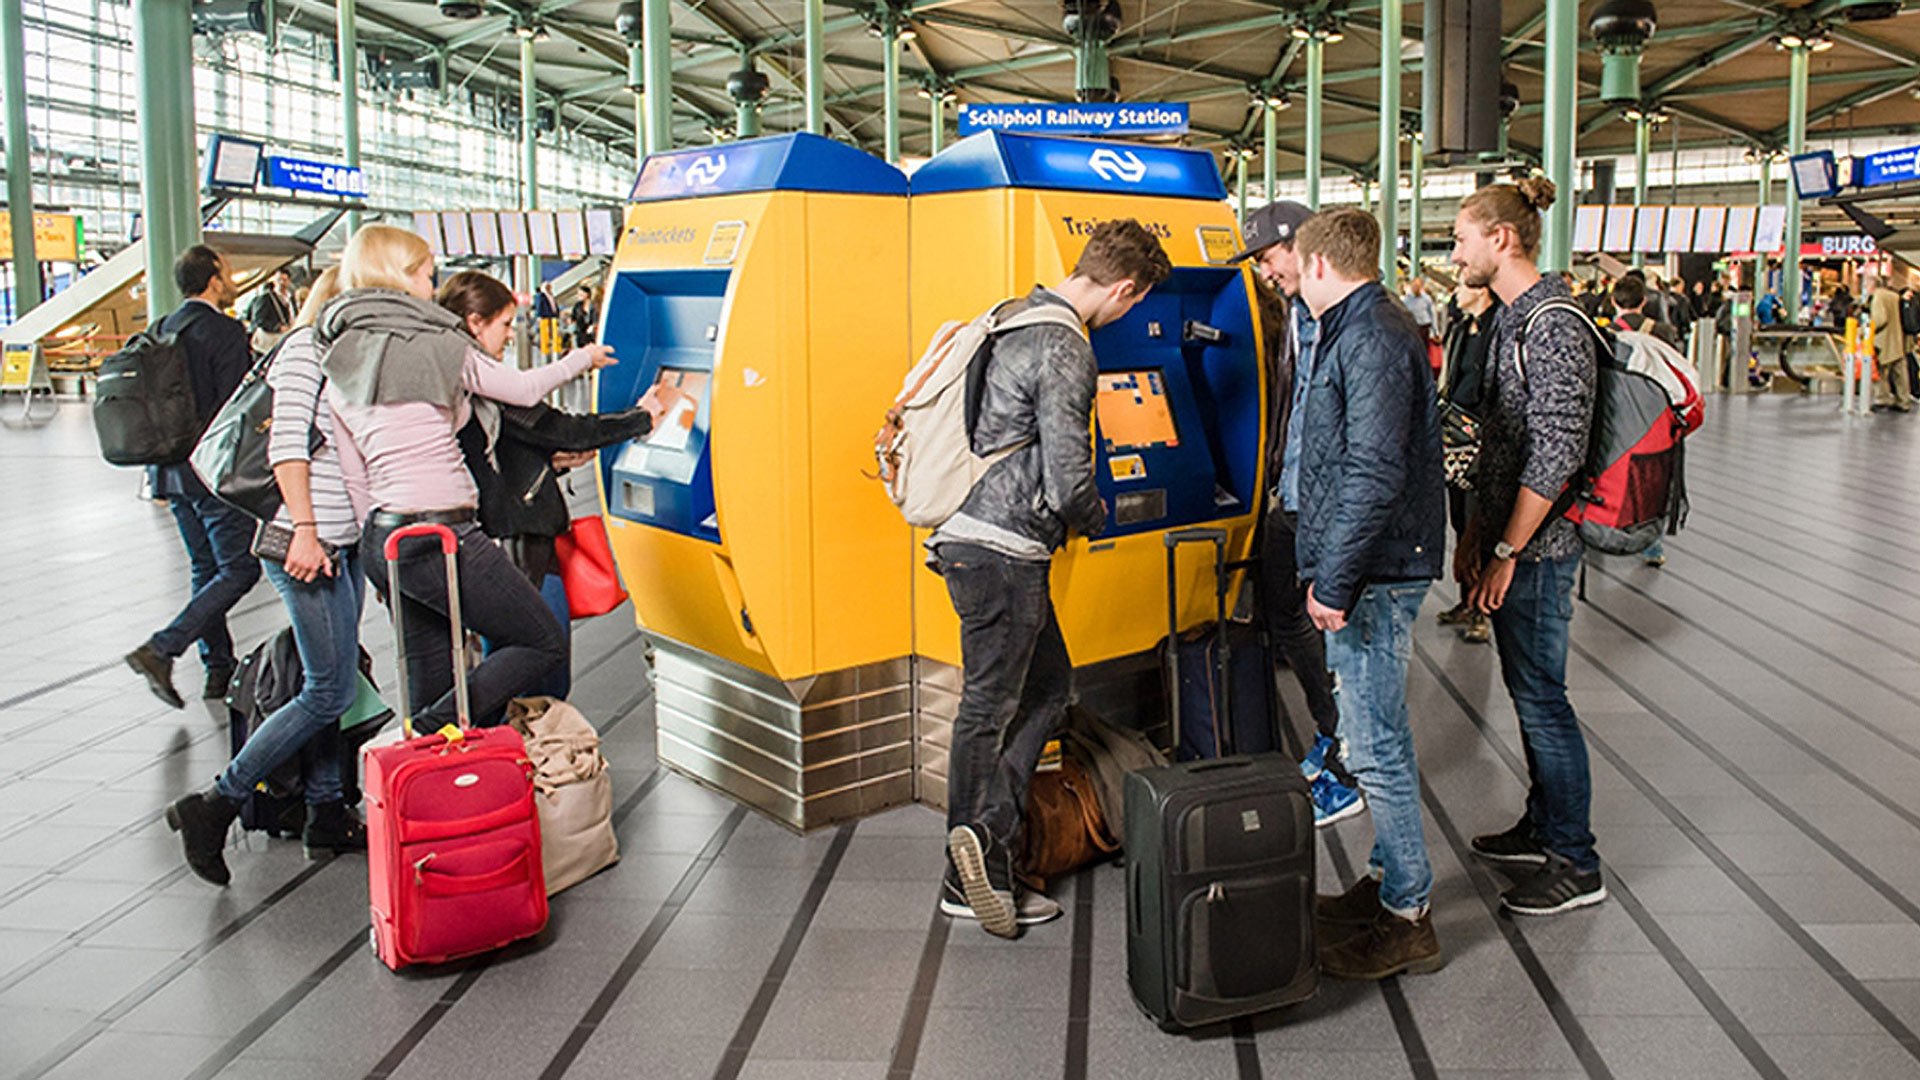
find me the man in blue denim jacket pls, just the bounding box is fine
[1290,208,1447,980]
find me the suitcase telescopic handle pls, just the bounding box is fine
[383,522,472,737]
[1164,528,1232,756]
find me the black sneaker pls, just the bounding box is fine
[947,824,1017,938]
[303,801,367,858]
[1470,818,1549,867]
[127,644,185,709]
[1501,853,1607,916]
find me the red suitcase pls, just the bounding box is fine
[364,523,548,970]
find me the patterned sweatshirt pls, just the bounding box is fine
[1477,276,1597,562]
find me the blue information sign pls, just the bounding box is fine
[264,155,369,198]
[912,131,1226,201]
[1855,144,1920,189]
[956,102,1190,138]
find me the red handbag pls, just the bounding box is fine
[553,515,628,618]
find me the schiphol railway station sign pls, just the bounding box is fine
[956,102,1190,139]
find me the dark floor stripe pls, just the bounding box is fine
[1230,1016,1264,1078]
[0,597,281,712]
[887,897,955,1080]
[540,805,749,1080]
[1062,869,1097,1080]
[1273,686,1438,1080]
[1412,637,1790,1080]
[711,823,858,1080]
[362,964,493,1080]
[183,929,367,1080]
[1416,781,1615,1080]
[1561,640,1920,1065]
[1572,596,1920,927]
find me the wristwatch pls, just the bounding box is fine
[1493,540,1519,561]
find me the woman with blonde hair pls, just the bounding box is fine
[167,266,373,886]
[318,225,618,731]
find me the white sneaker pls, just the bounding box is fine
[947,825,1018,938]
[939,879,1063,926]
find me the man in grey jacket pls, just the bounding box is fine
[931,219,1172,939]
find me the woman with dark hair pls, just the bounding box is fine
[437,271,665,698]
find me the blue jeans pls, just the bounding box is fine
[937,543,1070,854]
[150,493,262,669]
[1327,581,1433,916]
[215,551,366,806]
[1490,553,1597,872]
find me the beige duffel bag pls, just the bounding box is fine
[507,697,619,895]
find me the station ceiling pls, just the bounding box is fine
[305,0,1920,177]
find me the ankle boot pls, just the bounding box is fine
[165,790,241,885]
[303,801,367,857]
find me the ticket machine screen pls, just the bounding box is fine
[1096,370,1180,450]
[645,368,708,451]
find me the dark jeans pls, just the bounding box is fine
[1490,553,1598,872]
[936,543,1071,854]
[363,519,567,729]
[149,493,262,669]
[1258,509,1345,780]
[491,535,571,700]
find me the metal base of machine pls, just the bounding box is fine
[911,649,1167,814]
[651,638,915,832]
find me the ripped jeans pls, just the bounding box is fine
[1326,581,1433,916]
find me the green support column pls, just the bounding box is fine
[1541,0,1577,271]
[628,41,645,166]
[1757,154,1772,293]
[2,0,44,316]
[338,0,361,235]
[132,0,199,321]
[1377,0,1400,287]
[1362,179,1373,212]
[644,0,672,153]
[804,0,825,134]
[881,10,900,164]
[1235,152,1248,225]
[521,33,540,304]
[1305,35,1324,208]
[1784,42,1809,323]
[1262,98,1277,206]
[1407,128,1423,280]
[928,90,945,156]
[1632,115,1651,269]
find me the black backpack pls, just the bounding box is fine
[91,330,201,466]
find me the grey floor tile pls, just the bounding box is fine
[832,835,947,882]
[736,1059,891,1080]
[1755,1033,1920,1080]
[1578,1015,1765,1080]
[1748,873,1911,925]
[0,943,177,1013]
[1514,902,1660,955]
[1701,967,1887,1035]
[0,1005,95,1077]
[914,1006,1065,1080]
[642,911,791,972]
[1660,913,1821,971]
[1403,998,1584,1072]
[1612,865,1762,916]
[1260,1049,1417,1080]
[113,963,295,1038]
[386,1006,581,1080]
[0,878,147,934]
[810,877,945,933]
[782,927,925,990]
[1535,951,1708,1018]
[750,987,906,1062]
[1807,923,1920,981]
[1868,979,1920,1034]
[37,1030,228,1080]
[929,937,1069,1010]
[212,1056,355,1080]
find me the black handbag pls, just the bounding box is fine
[189,342,309,520]
[1439,401,1483,491]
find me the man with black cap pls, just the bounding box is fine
[1232,201,1365,828]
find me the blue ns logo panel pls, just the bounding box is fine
[597,268,731,543]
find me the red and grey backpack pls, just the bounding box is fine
[1517,297,1701,556]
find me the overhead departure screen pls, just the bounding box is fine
[1096,369,1180,450]
[645,368,709,452]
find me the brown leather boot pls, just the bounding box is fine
[1314,876,1382,926]
[1318,907,1445,981]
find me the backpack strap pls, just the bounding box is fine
[965,298,1086,434]
[1515,296,1606,387]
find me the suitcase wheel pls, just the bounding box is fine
[368,924,381,957]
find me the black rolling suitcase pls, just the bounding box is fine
[1125,528,1317,1031]
[1163,530,1278,760]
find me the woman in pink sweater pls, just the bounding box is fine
[320,225,613,728]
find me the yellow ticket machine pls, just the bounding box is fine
[597,134,914,830]
[907,133,1266,806]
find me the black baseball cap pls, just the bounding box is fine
[1229,201,1315,263]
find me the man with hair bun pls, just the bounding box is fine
[1450,177,1607,916]
[1290,207,1447,980]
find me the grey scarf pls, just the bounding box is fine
[316,286,502,457]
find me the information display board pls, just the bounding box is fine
[586,208,620,256]
[1634,206,1667,253]
[1693,206,1728,253]
[413,210,446,256]
[1602,206,1636,252]
[1722,205,1758,253]
[440,210,473,257]
[1572,206,1604,252]
[527,211,559,257]
[204,134,264,191]
[469,210,503,257]
[1753,205,1789,252]
[555,210,588,257]
[1663,206,1697,253]
[499,211,531,256]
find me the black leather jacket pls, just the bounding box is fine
[460,404,652,540]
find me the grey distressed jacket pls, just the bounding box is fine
[937,287,1108,557]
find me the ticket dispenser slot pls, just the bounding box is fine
[599,268,729,544]
[1089,266,1260,537]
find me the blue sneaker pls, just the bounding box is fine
[1312,773,1366,828]
[1301,734,1336,782]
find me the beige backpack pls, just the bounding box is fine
[506,697,618,895]
[873,299,1085,528]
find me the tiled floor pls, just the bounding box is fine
[3,396,1920,1080]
